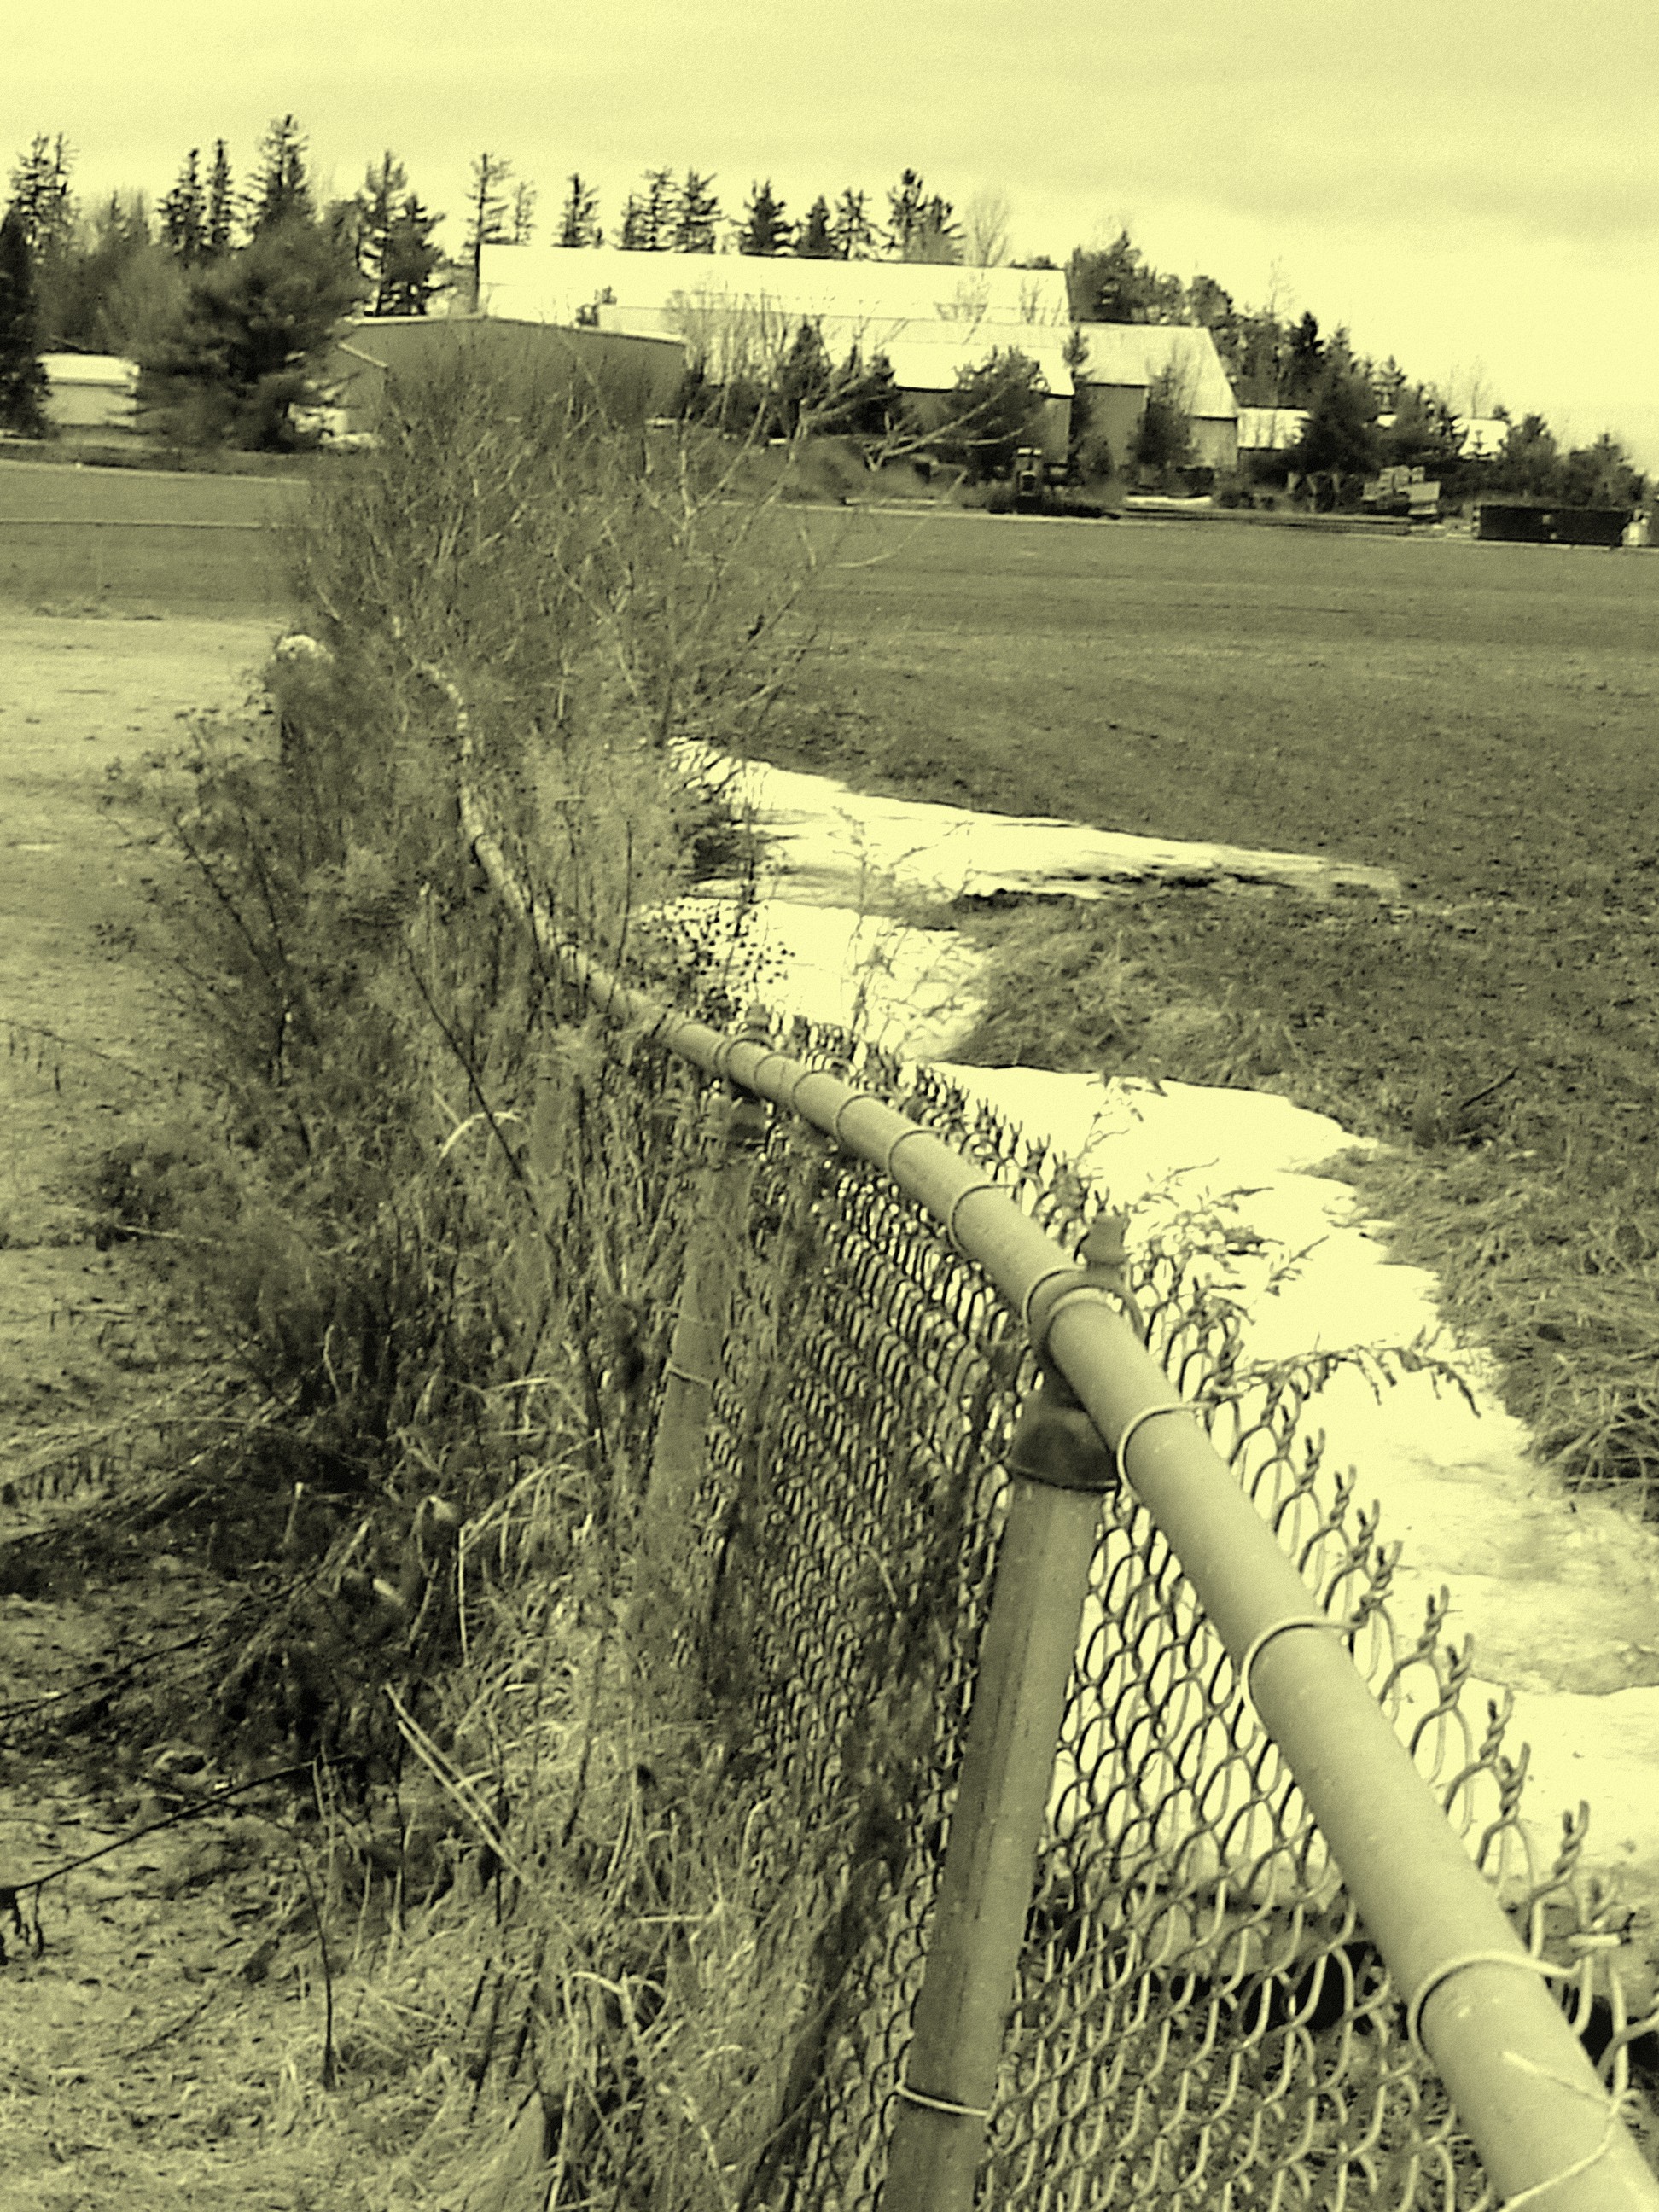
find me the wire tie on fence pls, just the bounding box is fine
[1404,1949,1556,2061]
[1234,1614,1365,1730]
[894,2079,993,2122]
[1497,2056,1634,2209]
[661,1359,716,1391]
[945,1179,1007,1254]
[831,1091,876,1146]
[1114,1401,1206,1487]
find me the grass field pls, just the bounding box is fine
[0,458,300,609]
[783,509,1657,896]
[762,509,1659,1499]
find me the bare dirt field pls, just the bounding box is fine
[0,610,393,2209]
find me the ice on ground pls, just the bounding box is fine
[702,751,1400,900]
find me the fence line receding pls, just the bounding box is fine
[439,677,1657,2211]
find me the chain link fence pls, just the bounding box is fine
[445,724,1658,2206]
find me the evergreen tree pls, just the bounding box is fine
[1489,412,1560,500]
[352,154,439,315]
[885,169,928,256]
[620,168,677,250]
[797,195,835,258]
[354,151,408,305]
[6,133,76,344]
[883,169,959,262]
[160,148,207,261]
[379,195,443,316]
[1134,365,1195,479]
[818,344,905,442]
[206,141,236,257]
[247,114,313,236]
[556,172,601,248]
[772,317,830,433]
[930,348,1048,478]
[1066,231,1181,323]
[1284,311,1325,405]
[738,179,792,256]
[1558,432,1645,508]
[674,169,719,252]
[6,134,75,259]
[828,188,877,259]
[907,195,961,265]
[136,216,364,449]
[0,208,48,435]
[463,152,533,305]
[1294,358,1377,489]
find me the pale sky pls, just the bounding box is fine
[12,0,1659,462]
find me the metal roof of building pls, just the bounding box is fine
[1072,323,1237,421]
[40,352,137,388]
[471,244,1074,392]
[478,243,1071,329]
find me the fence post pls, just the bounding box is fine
[636,1028,769,1670]
[878,1353,1114,2212]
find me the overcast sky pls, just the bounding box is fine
[12,0,1659,461]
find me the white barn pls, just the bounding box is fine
[1071,324,1240,474]
[469,245,1079,461]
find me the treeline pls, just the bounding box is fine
[0,119,1647,500]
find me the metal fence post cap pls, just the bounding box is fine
[1006,1379,1115,1493]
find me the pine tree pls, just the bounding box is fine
[772,317,830,433]
[206,142,236,257]
[818,344,905,442]
[160,148,207,261]
[0,208,49,436]
[355,151,407,304]
[6,134,75,259]
[356,154,439,315]
[797,195,836,258]
[674,170,719,253]
[885,170,958,260]
[556,173,601,248]
[380,195,443,316]
[463,153,533,306]
[52,190,154,349]
[137,218,364,449]
[620,168,676,251]
[827,187,877,259]
[247,114,313,236]
[1284,311,1325,405]
[736,180,790,256]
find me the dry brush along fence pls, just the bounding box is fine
[431,669,1659,2210]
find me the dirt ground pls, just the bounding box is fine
[0,610,392,2210]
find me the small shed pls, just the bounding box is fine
[320,316,685,441]
[40,353,137,432]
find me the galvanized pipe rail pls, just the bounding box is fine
[453,765,1658,2210]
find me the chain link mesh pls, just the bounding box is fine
[541,991,1644,2209]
